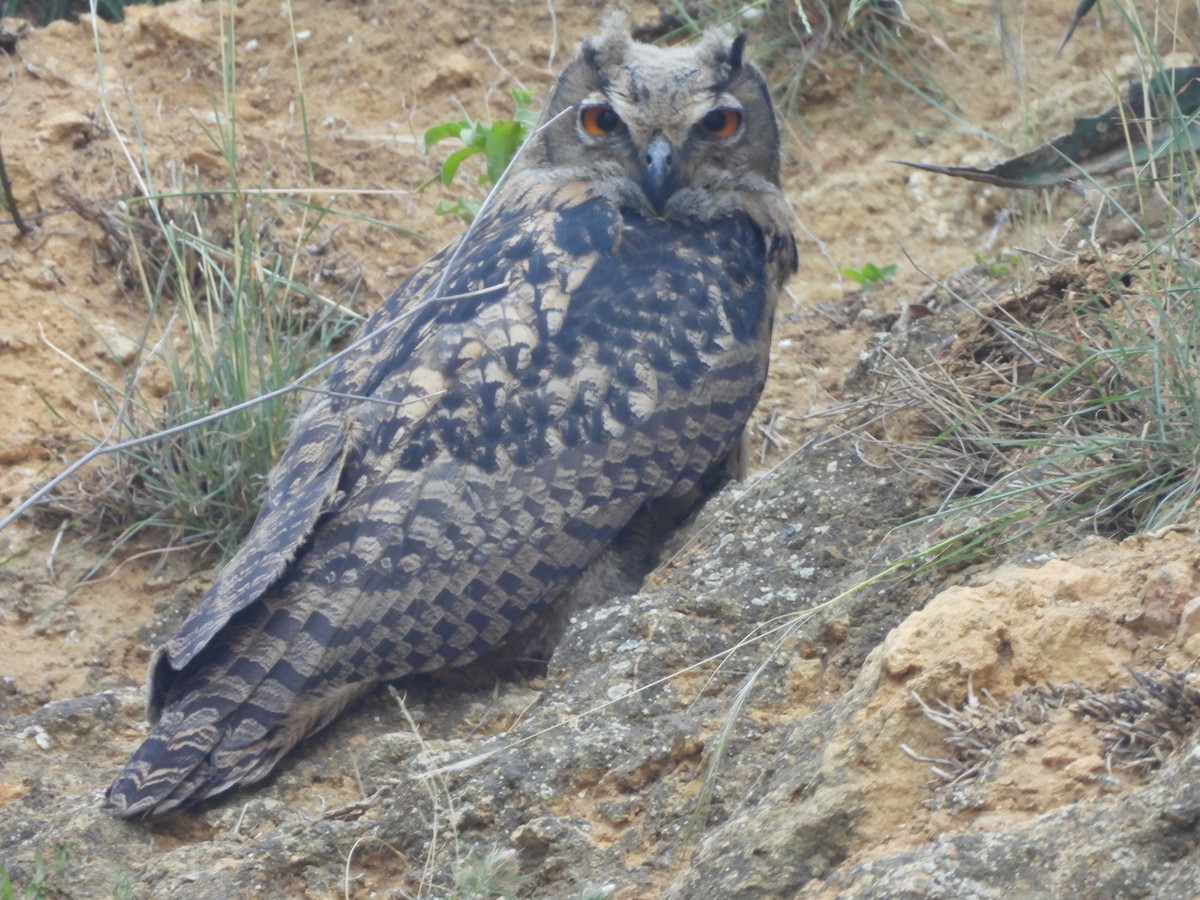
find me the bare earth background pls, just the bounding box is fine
[1,1,1199,897]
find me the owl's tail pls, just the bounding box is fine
[104,648,375,819]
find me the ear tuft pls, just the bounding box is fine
[581,8,633,70]
[697,24,745,79]
[729,33,746,70]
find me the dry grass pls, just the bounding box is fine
[847,228,1200,567]
[911,668,1200,789]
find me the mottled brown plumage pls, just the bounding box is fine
[105,14,797,818]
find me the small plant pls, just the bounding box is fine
[838,261,897,291]
[38,184,360,570]
[973,250,1021,279]
[448,846,528,900]
[33,2,362,574]
[422,89,538,221]
[0,842,73,900]
[111,869,134,900]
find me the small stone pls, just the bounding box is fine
[1139,562,1194,635]
[134,0,213,47]
[421,50,477,92]
[38,110,92,143]
[1064,754,1106,782]
[0,430,38,465]
[93,322,140,366]
[1176,596,1200,647]
[17,725,50,750]
[0,332,29,352]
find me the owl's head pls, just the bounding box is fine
[517,13,786,222]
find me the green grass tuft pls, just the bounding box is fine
[448,846,528,900]
[39,184,359,564]
[30,2,361,576]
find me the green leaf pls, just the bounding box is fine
[425,91,539,221]
[484,121,523,184]
[838,263,897,290]
[434,198,482,222]
[512,88,539,130]
[423,120,466,150]
[440,145,479,186]
[458,123,482,149]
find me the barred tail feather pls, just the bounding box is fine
[105,666,375,818]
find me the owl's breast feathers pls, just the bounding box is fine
[107,180,797,816]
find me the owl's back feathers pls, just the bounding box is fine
[105,16,798,818]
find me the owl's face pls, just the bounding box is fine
[522,17,784,222]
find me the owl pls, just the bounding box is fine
[104,13,798,818]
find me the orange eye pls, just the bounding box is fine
[699,107,742,137]
[580,105,625,136]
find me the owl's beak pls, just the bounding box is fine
[643,134,676,214]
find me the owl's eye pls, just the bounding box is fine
[698,107,742,137]
[580,105,625,136]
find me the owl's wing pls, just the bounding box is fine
[144,241,470,699]
[107,185,784,817]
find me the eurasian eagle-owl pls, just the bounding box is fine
[106,13,798,818]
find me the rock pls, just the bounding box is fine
[0,431,39,465]
[91,323,140,366]
[128,0,214,49]
[816,741,1200,899]
[37,110,93,144]
[419,50,478,92]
